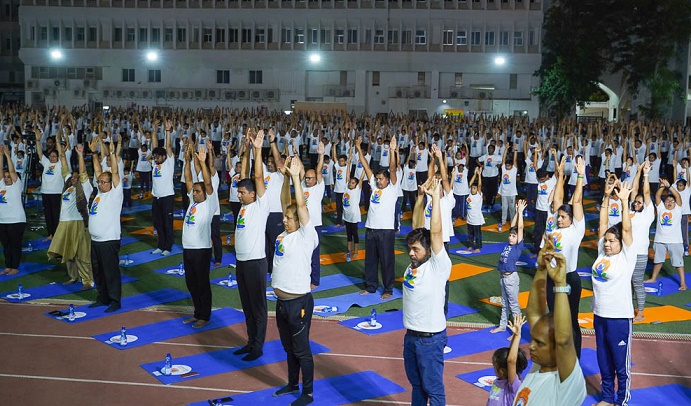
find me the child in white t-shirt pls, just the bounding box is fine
[487,314,528,406]
[343,157,364,261]
[463,167,484,253]
[121,161,134,208]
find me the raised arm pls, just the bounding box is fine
[389,137,398,185]
[425,178,444,255]
[512,199,526,242]
[526,239,550,329]
[618,180,633,247]
[164,119,174,157]
[286,156,310,226]
[0,145,18,183]
[108,141,120,188]
[315,142,325,184]
[545,249,578,382]
[599,179,616,240]
[280,161,291,213]
[355,137,373,180]
[664,178,682,206]
[252,129,266,198]
[571,156,585,222]
[641,161,652,206]
[412,177,432,229]
[183,146,194,194]
[196,146,213,195]
[506,313,527,385]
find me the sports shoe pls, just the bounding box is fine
[161,250,171,256]
[497,225,503,233]
[273,385,300,397]
[685,250,689,257]
[596,204,600,211]
[151,248,162,255]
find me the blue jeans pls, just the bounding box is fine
[403,330,447,406]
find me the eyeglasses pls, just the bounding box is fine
[97,180,111,184]
[304,176,315,180]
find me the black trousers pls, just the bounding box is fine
[123,189,132,208]
[211,214,222,263]
[0,222,25,268]
[468,224,482,250]
[43,193,61,237]
[364,228,395,294]
[265,212,285,274]
[533,209,548,253]
[183,247,212,321]
[180,181,190,212]
[138,171,151,192]
[482,176,498,207]
[91,239,121,305]
[362,180,372,211]
[236,258,268,351]
[416,171,428,186]
[401,190,417,213]
[310,226,322,286]
[345,221,359,243]
[152,195,174,251]
[230,201,241,227]
[334,192,344,225]
[546,271,583,359]
[276,293,315,395]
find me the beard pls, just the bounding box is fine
[410,254,431,269]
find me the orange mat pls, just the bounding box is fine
[131,220,183,235]
[480,289,593,309]
[121,217,134,222]
[578,305,691,329]
[580,239,599,249]
[395,263,492,283]
[320,250,404,265]
[454,218,467,226]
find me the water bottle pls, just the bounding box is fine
[153,229,157,236]
[226,234,231,245]
[227,272,233,287]
[346,250,351,262]
[68,304,75,321]
[370,308,377,327]
[27,241,33,252]
[120,326,127,346]
[178,261,184,275]
[164,353,172,376]
[17,283,23,299]
[124,252,130,266]
[657,281,663,296]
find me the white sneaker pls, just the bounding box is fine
[161,250,171,256]
[151,248,162,255]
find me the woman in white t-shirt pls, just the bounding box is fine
[181,146,218,329]
[343,154,363,261]
[592,180,636,406]
[0,145,26,276]
[227,160,242,228]
[37,134,71,241]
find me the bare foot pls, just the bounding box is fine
[380,293,392,300]
[679,285,687,291]
[643,278,656,284]
[43,235,53,242]
[81,284,93,290]
[490,327,505,334]
[593,401,614,406]
[6,268,18,275]
[0,268,9,275]
[213,262,222,268]
[359,290,371,295]
[473,249,481,253]
[633,313,645,322]
[62,279,77,285]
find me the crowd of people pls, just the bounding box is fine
[1,105,689,405]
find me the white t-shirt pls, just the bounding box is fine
[466,192,485,226]
[136,149,151,172]
[401,166,418,192]
[630,202,655,253]
[0,177,26,223]
[606,198,623,228]
[272,221,319,295]
[414,148,429,172]
[499,165,518,196]
[479,154,502,177]
[333,162,348,193]
[402,249,452,333]
[303,180,325,227]
[513,362,586,406]
[121,173,134,190]
[647,159,661,183]
[40,156,66,194]
[263,167,285,213]
[525,158,543,184]
[549,217,585,273]
[452,166,469,196]
[321,161,333,186]
[343,185,362,223]
[182,191,218,249]
[423,194,455,243]
[365,175,398,230]
[654,202,683,244]
[536,177,557,212]
[228,169,240,203]
[59,176,88,222]
[86,181,124,242]
[151,156,175,198]
[591,238,636,319]
[674,185,691,215]
[235,194,270,261]
[621,163,637,183]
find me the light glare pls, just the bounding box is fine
[494,56,506,65]
[309,53,321,63]
[50,49,63,60]
[146,51,158,61]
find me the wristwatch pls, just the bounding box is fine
[553,285,571,294]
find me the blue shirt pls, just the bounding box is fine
[497,240,524,273]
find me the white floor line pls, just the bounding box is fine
[630,371,691,380]
[0,373,249,393]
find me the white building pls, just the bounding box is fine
[18,0,544,116]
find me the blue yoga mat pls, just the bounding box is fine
[173,209,185,219]
[516,252,537,268]
[141,339,330,385]
[121,203,152,215]
[450,243,507,257]
[154,253,237,278]
[189,370,406,406]
[46,288,190,323]
[444,325,531,360]
[584,212,599,222]
[313,288,403,316]
[266,274,364,301]
[120,245,184,267]
[0,262,54,282]
[583,384,691,406]
[646,272,691,296]
[2,274,138,303]
[10,236,140,254]
[93,307,245,350]
[339,302,479,336]
[212,271,270,290]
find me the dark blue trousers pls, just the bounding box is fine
[594,315,632,405]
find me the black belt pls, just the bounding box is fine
[407,329,443,337]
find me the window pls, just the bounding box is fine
[310,29,318,44]
[165,28,173,42]
[387,29,398,44]
[295,28,304,44]
[485,31,495,45]
[529,30,536,46]
[514,31,523,46]
[30,26,35,41]
[455,72,463,86]
[456,30,467,45]
[52,27,59,41]
[139,28,148,42]
[364,29,372,45]
[216,28,225,43]
[471,30,480,45]
[88,27,97,42]
[122,68,135,82]
[499,30,509,46]
[64,27,72,41]
[255,28,265,43]
[402,30,412,45]
[249,70,262,84]
[334,29,344,44]
[347,29,357,44]
[217,70,230,84]
[229,29,239,43]
[374,29,384,44]
[340,71,347,85]
[177,28,187,42]
[242,28,252,43]
[76,27,84,41]
[127,28,135,42]
[372,71,380,86]
[320,29,331,44]
[414,29,426,45]
[203,28,212,43]
[193,28,200,43]
[442,30,454,45]
[148,69,161,82]
[417,71,425,85]
[151,28,160,43]
[281,28,291,43]
[509,73,517,89]
[40,26,47,40]
[113,27,123,42]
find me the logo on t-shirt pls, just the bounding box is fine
[455,173,462,183]
[274,235,284,257]
[403,266,417,289]
[539,184,548,195]
[466,196,472,210]
[660,212,673,226]
[123,178,129,188]
[343,192,351,207]
[264,175,270,188]
[140,154,147,162]
[89,197,100,215]
[551,232,563,251]
[485,158,493,167]
[528,164,535,173]
[371,190,382,204]
[678,171,686,181]
[0,190,6,204]
[546,216,555,233]
[231,175,239,188]
[322,165,328,175]
[608,203,620,217]
[304,191,310,205]
[408,171,415,181]
[592,258,611,282]
[417,152,422,162]
[336,169,344,180]
[153,164,162,178]
[46,165,56,175]
[424,201,433,218]
[15,161,22,170]
[185,203,197,225]
[236,208,246,229]
[502,174,511,184]
[514,387,531,406]
[62,187,74,201]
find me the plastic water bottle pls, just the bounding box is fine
[120,326,127,346]
[68,304,75,321]
[27,241,32,252]
[657,281,663,296]
[322,306,338,313]
[370,308,377,327]
[164,353,172,376]
[227,272,233,287]
[178,261,184,275]
[124,252,130,266]
[226,234,231,245]
[17,283,22,299]
[346,250,351,262]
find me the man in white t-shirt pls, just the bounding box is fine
[403,178,452,406]
[356,136,398,300]
[233,129,272,362]
[302,142,326,288]
[148,119,176,256]
[264,129,287,274]
[514,243,586,406]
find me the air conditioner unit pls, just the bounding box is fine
[478,92,486,99]
[237,90,248,100]
[54,79,62,87]
[488,92,494,99]
[181,91,190,100]
[155,90,165,99]
[73,89,84,98]
[128,90,138,98]
[43,88,51,96]
[343,90,352,97]
[413,90,422,98]
[265,90,276,100]
[395,90,403,97]
[116,90,124,98]
[103,90,111,98]
[194,90,204,99]
[251,90,261,99]
[225,91,236,100]
[168,91,179,99]
[208,89,217,99]
[141,90,151,99]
